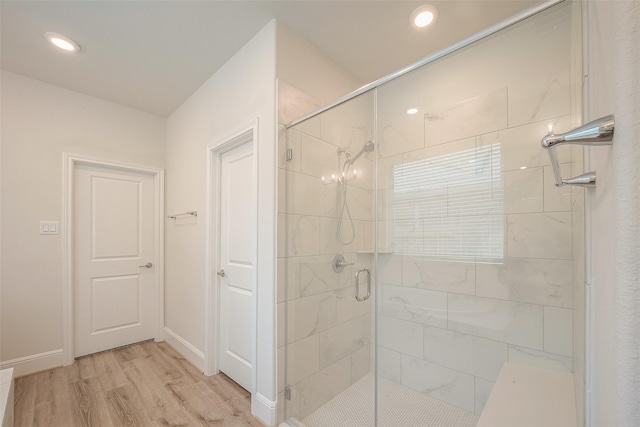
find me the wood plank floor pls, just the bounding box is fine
[13,341,266,427]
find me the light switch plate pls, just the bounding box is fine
[40,221,59,235]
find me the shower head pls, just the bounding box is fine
[346,140,375,165]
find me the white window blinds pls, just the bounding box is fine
[392,143,504,259]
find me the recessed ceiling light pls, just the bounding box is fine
[411,5,438,29]
[45,32,80,52]
[406,108,419,115]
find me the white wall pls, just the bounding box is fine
[165,20,277,425]
[0,71,165,373]
[276,24,362,110]
[585,2,640,426]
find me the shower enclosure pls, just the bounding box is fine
[279,1,584,425]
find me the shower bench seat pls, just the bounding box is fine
[477,362,577,427]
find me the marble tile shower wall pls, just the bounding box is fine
[277,90,375,421]
[374,5,576,414]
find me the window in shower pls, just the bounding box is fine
[392,142,503,259]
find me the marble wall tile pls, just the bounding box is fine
[286,292,337,344]
[282,169,319,216]
[448,294,543,350]
[477,115,571,172]
[280,169,339,218]
[423,326,508,382]
[508,68,571,127]
[364,311,372,346]
[378,119,424,158]
[279,126,301,172]
[278,213,320,258]
[312,179,339,218]
[278,80,322,126]
[294,114,322,140]
[376,346,402,383]
[277,257,300,303]
[377,154,403,189]
[377,254,403,285]
[402,257,475,295]
[544,163,572,212]
[508,345,573,372]
[544,306,573,357]
[298,254,352,297]
[378,315,424,359]
[474,378,495,414]
[320,103,373,151]
[336,287,370,323]
[507,212,572,259]
[318,217,366,254]
[348,158,374,191]
[299,355,352,419]
[476,258,572,308]
[401,354,476,412]
[423,88,508,148]
[319,317,365,369]
[345,185,373,221]
[300,133,340,179]
[504,167,543,214]
[283,334,321,387]
[402,136,476,164]
[382,285,447,328]
[351,344,371,383]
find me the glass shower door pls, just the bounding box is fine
[374,1,582,426]
[280,92,376,425]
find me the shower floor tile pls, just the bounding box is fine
[301,373,479,427]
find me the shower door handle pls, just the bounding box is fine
[355,268,371,302]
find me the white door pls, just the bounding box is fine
[218,141,256,391]
[74,164,157,357]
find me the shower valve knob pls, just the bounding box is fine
[333,254,354,273]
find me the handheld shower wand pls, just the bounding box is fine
[337,141,375,245]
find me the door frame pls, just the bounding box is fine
[205,119,259,393]
[61,153,165,365]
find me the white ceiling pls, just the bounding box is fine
[1,1,538,117]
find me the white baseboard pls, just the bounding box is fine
[253,392,277,426]
[0,349,63,377]
[163,327,205,372]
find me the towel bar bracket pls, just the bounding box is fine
[541,115,614,188]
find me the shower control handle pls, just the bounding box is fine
[332,254,354,273]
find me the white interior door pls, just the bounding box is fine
[74,164,157,357]
[218,140,256,391]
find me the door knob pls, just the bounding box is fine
[217,269,226,277]
[139,262,153,268]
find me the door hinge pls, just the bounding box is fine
[284,385,292,400]
[286,148,293,162]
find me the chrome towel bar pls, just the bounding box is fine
[167,210,198,219]
[541,115,614,188]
